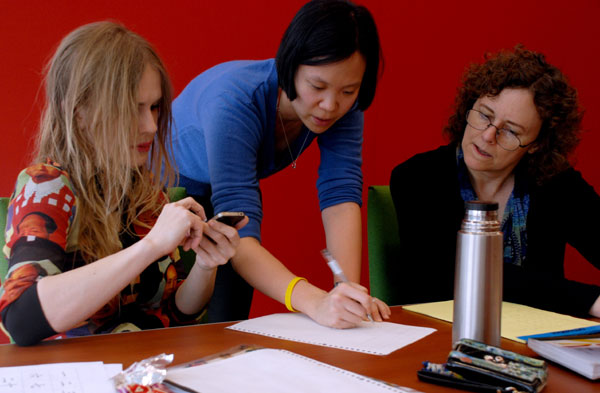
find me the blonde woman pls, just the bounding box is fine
[0,21,247,346]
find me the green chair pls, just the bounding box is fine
[367,185,400,305]
[0,197,9,285]
[167,187,188,203]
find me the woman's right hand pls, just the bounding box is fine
[142,197,207,258]
[308,282,391,329]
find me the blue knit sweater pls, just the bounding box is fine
[171,59,364,241]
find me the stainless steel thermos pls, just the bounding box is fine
[453,201,503,346]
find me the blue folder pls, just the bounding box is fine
[518,325,600,341]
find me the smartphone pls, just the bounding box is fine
[212,211,245,227]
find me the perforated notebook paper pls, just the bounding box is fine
[226,313,435,355]
[403,300,599,343]
[166,348,423,393]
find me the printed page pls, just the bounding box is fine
[226,313,435,355]
[166,348,422,393]
[0,362,118,393]
[403,300,599,342]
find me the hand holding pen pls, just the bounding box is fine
[320,249,391,325]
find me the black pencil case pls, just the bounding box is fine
[417,338,548,393]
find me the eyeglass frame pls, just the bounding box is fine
[465,109,536,151]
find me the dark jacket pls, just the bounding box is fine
[389,144,600,316]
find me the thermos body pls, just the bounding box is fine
[452,201,503,347]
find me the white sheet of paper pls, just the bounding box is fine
[0,362,120,393]
[103,363,123,379]
[226,313,436,355]
[166,348,421,393]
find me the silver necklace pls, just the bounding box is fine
[277,104,310,169]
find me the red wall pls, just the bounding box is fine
[2,0,599,318]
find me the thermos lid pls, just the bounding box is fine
[464,201,498,211]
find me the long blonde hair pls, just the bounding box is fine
[35,21,176,261]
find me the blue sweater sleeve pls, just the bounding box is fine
[197,93,267,241]
[171,60,281,242]
[316,108,364,210]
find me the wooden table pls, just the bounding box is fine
[0,307,596,392]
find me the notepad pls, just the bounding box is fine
[226,312,436,355]
[166,347,422,393]
[403,300,599,343]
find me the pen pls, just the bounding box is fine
[320,249,374,322]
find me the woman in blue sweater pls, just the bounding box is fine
[171,0,390,326]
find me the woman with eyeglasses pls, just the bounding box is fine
[389,46,600,317]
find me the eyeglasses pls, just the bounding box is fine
[466,109,534,151]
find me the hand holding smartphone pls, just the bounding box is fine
[212,212,246,227]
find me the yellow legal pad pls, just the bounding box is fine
[403,301,599,343]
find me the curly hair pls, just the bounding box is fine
[443,46,583,184]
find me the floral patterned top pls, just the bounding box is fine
[0,162,203,345]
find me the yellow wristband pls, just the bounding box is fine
[285,277,307,312]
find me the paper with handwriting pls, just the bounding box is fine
[0,362,120,393]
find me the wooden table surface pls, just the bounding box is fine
[0,306,597,392]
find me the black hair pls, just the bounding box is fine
[276,0,382,111]
[18,212,58,234]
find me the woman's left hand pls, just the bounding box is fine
[193,216,249,270]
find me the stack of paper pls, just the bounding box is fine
[523,326,600,380]
[528,337,599,380]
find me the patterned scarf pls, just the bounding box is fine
[456,147,529,266]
